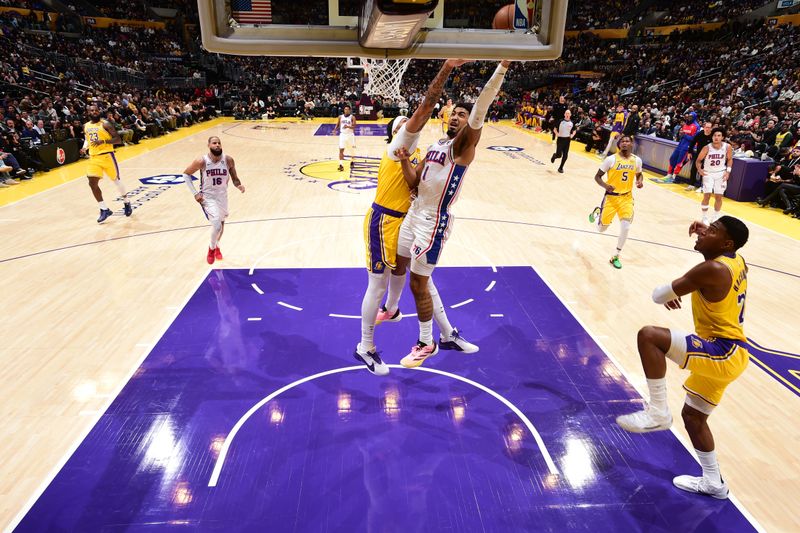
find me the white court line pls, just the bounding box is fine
[5,271,209,533]
[450,298,474,309]
[530,266,766,533]
[277,301,302,311]
[207,364,559,487]
[484,280,496,292]
[247,317,262,321]
[329,313,361,319]
[251,283,264,295]
[490,314,504,318]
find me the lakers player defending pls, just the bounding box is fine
[333,105,357,172]
[617,216,750,500]
[394,60,512,369]
[81,105,131,223]
[182,136,245,264]
[354,59,472,376]
[589,135,643,269]
[696,128,733,224]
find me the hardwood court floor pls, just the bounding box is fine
[1,118,798,531]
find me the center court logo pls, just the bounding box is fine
[283,157,380,194]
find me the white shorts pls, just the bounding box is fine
[339,132,356,150]
[202,195,229,222]
[397,209,452,276]
[702,171,727,195]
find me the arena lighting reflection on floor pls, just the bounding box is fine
[15,267,757,532]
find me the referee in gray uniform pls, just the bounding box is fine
[551,109,576,173]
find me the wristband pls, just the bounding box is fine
[726,167,732,172]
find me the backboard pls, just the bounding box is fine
[198,0,568,61]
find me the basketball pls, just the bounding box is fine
[492,4,516,30]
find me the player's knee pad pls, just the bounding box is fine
[211,219,223,233]
[665,329,688,365]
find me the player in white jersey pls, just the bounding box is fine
[333,104,357,172]
[182,136,245,264]
[696,128,733,224]
[353,59,478,377]
[394,60,512,368]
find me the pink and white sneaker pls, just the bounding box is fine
[400,341,438,368]
[375,306,402,325]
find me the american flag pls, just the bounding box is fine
[231,0,272,24]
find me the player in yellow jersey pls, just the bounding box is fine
[354,59,475,376]
[588,135,643,269]
[617,216,750,500]
[81,105,131,223]
[601,103,629,157]
[437,98,454,134]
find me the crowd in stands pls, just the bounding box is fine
[1,2,798,214]
[69,0,156,22]
[654,0,772,25]
[568,0,629,30]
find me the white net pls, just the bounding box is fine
[358,58,412,101]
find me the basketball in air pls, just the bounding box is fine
[492,4,515,30]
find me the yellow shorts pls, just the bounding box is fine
[364,203,405,273]
[599,193,634,226]
[680,335,750,407]
[86,152,120,180]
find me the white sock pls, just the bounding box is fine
[210,220,222,249]
[646,378,668,414]
[696,449,722,486]
[113,179,128,200]
[713,209,722,222]
[98,201,108,210]
[428,277,453,339]
[616,219,631,255]
[384,272,405,313]
[419,319,433,345]
[360,272,388,352]
[701,206,709,219]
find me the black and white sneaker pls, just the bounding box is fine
[353,344,390,376]
[97,208,113,223]
[439,328,479,354]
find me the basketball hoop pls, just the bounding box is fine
[348,57,412,101]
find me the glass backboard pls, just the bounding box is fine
[198,0,568,61]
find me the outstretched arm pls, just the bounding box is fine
[405,59,468,134]
[453,61,511,165]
